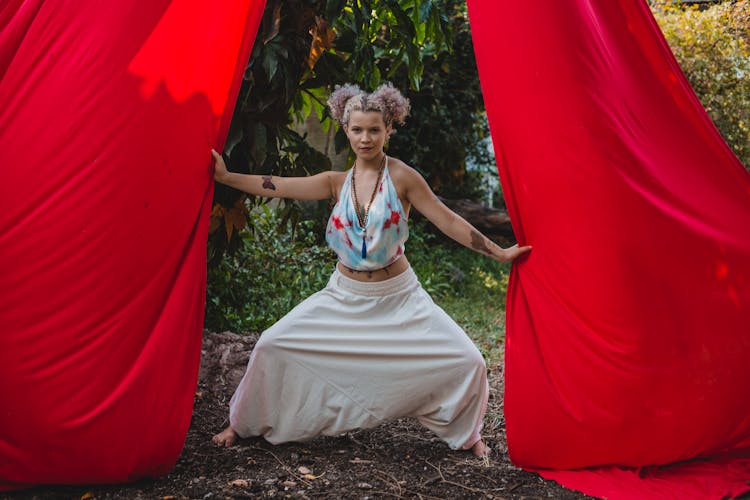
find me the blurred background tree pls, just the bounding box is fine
[650,0,750,168]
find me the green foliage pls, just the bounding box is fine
[205,206,336,333]
[651,0,750,168]
[386,3,492,198]
[324,0,451,92]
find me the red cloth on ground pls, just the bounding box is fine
[468,1,750,499]
[0,0,264,489]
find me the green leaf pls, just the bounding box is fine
[369,64,381,88]
[263,49,279,81]
[419,0,432,23]
[388,2,416,39]
[300,92,313,121]
[325,0,347,25]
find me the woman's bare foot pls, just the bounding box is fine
[471,439,491,458]
[212,426,238,447]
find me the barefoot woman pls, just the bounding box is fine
[211,83,530,457]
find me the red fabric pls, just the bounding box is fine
[468,1,750,499]
[0,0,264,489]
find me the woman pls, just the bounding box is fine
[210,83,531,458]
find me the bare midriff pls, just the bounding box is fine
[337,255,410,282]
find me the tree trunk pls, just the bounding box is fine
[435,196,517,246]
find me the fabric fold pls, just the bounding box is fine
[468,0,750,498]
[0,0,265,489]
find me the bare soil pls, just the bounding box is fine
[7,332,589,500]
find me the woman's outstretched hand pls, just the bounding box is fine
[500,244,532,263]
[211,149,229,183]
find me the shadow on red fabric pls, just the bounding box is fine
[0,0,264,490]
[467,1,750,499]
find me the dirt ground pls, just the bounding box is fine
[8,332,589,500]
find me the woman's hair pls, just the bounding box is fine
[327,83,410,127]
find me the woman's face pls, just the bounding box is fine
[344,110,392,162]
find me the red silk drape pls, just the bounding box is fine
[468,1,750,498]
[0,0,264,489]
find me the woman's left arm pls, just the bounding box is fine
[403,165,531,263]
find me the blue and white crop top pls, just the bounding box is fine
[326,158,409,271]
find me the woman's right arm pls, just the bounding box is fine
[211,149,340,201]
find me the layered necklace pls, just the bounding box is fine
[351,153,386,259]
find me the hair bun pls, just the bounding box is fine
[370,83,410,125]
[327,84,362,124]
[327,82,410,126]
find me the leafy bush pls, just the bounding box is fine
[651,0,750,168]
[205,206,336,333]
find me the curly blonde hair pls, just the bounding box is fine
[327,83,410,126]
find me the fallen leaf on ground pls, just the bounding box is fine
[302,472,326,480]
[228,479,249,487]
[297,466,311,474]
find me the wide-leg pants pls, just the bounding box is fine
[229,267,489,450]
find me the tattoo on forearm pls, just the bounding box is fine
[262,175,276,191]
[470,230,492,255]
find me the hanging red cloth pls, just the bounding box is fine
[0,0,264,489]
[468,1,750,498]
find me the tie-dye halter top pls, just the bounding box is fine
[326,157,409,271]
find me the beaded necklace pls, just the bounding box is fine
[351,153,386,258]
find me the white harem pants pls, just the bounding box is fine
[228,267,489,450]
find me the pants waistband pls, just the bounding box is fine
[329,267,419,297]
